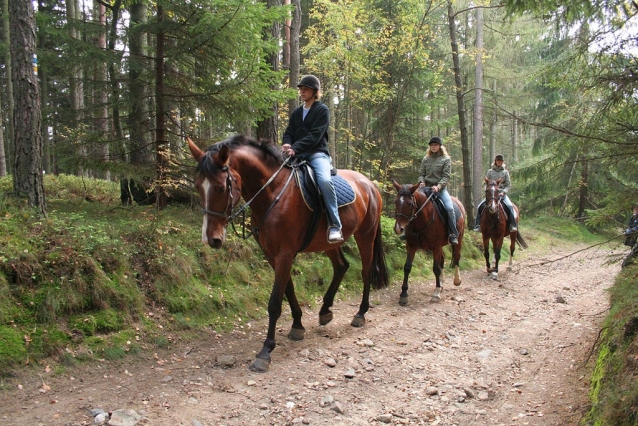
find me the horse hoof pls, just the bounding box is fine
[288,328,305,341]
[453,279,462,287]
[430,295,441,303]
[399,296,409,306]
[490,272,498,280]
[249,357,270,373]
[351,314,365,327]
[319,312,333,326]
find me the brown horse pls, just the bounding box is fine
[188,135,388,372]
[392,180,465,304]
[479,177,527,279]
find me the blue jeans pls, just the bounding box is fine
[437,188,457,235]
[308,152,341,229]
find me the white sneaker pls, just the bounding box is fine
[328,227,344,244]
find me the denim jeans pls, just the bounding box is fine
[437,188,457,233]
[308,152,341,229]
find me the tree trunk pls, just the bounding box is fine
[155,4,167,209]
[287,0,301,116]
[2,0,14,177]
[472,6,484,207]
[577,156,588,222]
[9,0,46,215]
[256,0,281,142]
[66,0,86,176]
[95,2,110,180]
[447,2,473,222]
[128,1,149,166]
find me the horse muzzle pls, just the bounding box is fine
[208,237,224,249]
[394,221,404,235]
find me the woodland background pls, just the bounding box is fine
[2,1,638,424]
[3,0,637,225]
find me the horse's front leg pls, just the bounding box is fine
[482,235,492,272]
[399,245,417,305]
[430,248,444,303]
[318,248,349,326]
[285,278,305,341]
[490,241,502,280]
[250,258,293,373]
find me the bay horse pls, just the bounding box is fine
[479,177,527,279]
[187,135,388,373]
[392,180,465,304]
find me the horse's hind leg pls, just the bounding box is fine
[431,248,444,303]
[318,248,349,326]
[399,245,417,306]
[452,244,462,286]
[507,234,516,272]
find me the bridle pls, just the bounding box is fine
[199,155,293,238]
[485,181,501,214]
[395,186,435,224]
[201,166,239,219]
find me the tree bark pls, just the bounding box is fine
[155,4,167,209]
[256,0,281,142]
[2,0,14,177]
[472,6,484,206]
[9,0,46,215]
[447,2,473,222]
[287,0,301,116]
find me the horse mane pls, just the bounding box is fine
[197,134,282,175]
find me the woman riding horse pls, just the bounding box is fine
[188,135,388,372]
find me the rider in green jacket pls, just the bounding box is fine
[473,154,518,233]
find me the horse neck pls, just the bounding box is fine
[412,192,435,223]
[229,148,284,205]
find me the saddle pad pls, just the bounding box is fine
[295,169,356,212]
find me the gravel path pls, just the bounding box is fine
[0,243,616,426]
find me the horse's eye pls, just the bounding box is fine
[216,186,226,194]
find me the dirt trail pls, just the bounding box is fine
[0,244,616,426]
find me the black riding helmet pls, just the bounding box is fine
[495,154,504,161]
[297,75,321,91]
[428,136,442,145]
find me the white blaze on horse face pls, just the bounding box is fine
[201,178,211,243]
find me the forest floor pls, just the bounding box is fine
[0,242,618,426]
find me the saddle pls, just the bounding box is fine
[290,161,356,252]
[419,187,462,227]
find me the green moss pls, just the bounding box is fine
[0,326,27,372]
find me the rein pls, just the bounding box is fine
[395,189,435,223]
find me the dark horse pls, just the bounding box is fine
[188,135,388,372]
[392,180,465,304]
[479,177,527,278]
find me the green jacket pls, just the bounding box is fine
[418,154,451,191]
[485,163,511,194]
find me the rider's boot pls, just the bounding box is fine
[447,209,459,245]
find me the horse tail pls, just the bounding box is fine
[516,231,528,249]
[371,224,389,289]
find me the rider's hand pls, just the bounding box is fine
[431,186,439,193]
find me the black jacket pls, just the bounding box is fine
[282,101,330,160]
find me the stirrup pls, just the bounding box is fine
[509,225,517,232]
[448,234,458,245]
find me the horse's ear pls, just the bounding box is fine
[408,183,420,194]
[392,179,401,191]
[484,176,489,184]
[187,137,204,161]
[215,145,231,168]
[496,178,502,184]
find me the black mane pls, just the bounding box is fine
[196,134,282,175]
